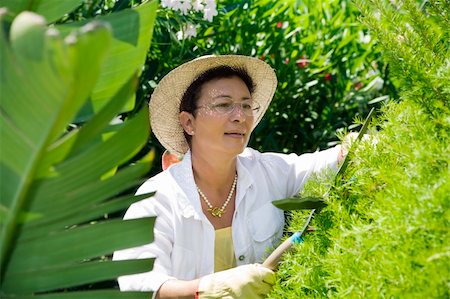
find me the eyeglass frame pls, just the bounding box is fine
[195,100,261,117]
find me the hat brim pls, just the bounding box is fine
[149,55,277,154]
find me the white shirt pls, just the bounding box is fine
[113,146,340,295]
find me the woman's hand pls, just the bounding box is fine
[338,132,378,163]
[338,132,359,162]
[197,264,275,299]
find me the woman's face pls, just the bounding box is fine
[182,76,255,157]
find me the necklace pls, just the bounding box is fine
[196,174,238,218]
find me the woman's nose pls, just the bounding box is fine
[229,103,247,122]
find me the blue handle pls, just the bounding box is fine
[290,232,304,244]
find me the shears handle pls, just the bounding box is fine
[262,232,303,270]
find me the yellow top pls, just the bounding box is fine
[214,226,236,272]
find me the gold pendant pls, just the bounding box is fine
[208,207,224,217]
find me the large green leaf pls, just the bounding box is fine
[0,11,111,262]
[3,290,152,299]
[0,1,158,296]
[35,74,140,177]
[3,258,155,293]
[7,218,155,277]
[58,1,158,122]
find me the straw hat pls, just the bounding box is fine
[149,55,277,154]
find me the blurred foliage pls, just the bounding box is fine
[59,0,144,21]
[269,0,449,297]
[0,0,157,296]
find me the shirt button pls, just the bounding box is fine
[238,255,245,261]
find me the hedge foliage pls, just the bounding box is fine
[269,1,449,297]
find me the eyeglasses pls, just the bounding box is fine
[196,100,261,117]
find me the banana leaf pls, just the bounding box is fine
[57,1,157,122]
[0,1,157,296]
[1,0,158,122]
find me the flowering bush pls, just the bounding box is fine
[160,0,218,39]
[161,0,217,21]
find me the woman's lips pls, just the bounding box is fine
[225,132,245,137]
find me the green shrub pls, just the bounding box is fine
[269,1,449,298]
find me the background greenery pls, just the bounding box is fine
[144,0,394,172]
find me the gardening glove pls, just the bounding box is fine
[197,264,275,299]
[340,132,378,160]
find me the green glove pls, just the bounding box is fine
[197,264,275,299]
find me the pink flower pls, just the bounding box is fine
[296,56,308,68]
[324,73,332,81]
[276,22,282,28]
[284,57,290,64]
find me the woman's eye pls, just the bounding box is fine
[242,103,252,110]
[215,103,233,109]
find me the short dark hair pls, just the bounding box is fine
[179,65,255,146]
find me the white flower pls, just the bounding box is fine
[179,0,192,15]
[161,0,173,8]
[177,22,198,40]
[162,0,218,23]
[192,0,204,11]
[203,6,218,22]
[110,116,123,125]
[203,0,217,21]
[184,22,198,38]
[374,10,381,20]
[170,0,183,11]
[204,0,216,9]
[359,31,371,44]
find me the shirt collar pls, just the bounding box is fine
[235,151,255,208]
[170,149,256,219]
[170,150,203,220]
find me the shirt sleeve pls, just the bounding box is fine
[258,145,341,198]
[112,180,176,298]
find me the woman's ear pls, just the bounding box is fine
[179,111,195,135]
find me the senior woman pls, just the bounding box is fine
[113,55,345,298]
